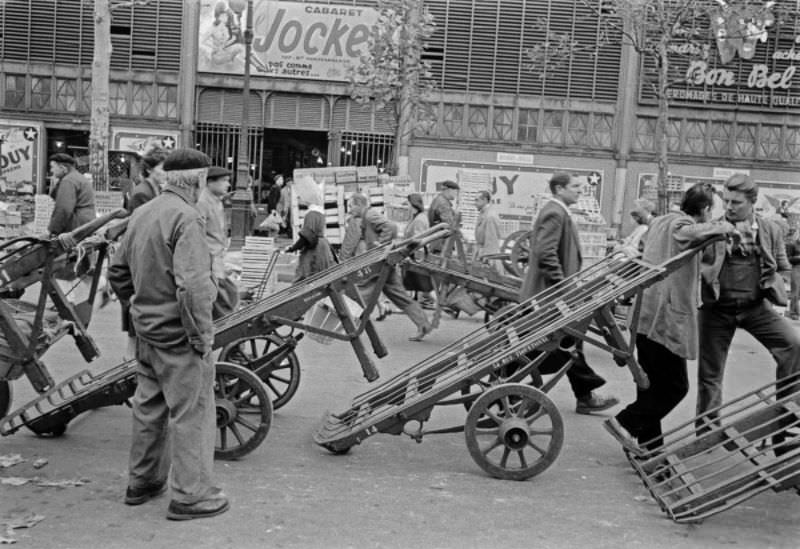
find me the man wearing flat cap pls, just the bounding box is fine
[697,174,800,428]
[197,166,238,318]
[427,179,460,253]
[108,148,229,521]
[47,153,96,236]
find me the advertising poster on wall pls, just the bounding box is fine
[638,173,800,225]
[0,121,42,193]
[112,128,178,154]
[197,0,378,81]
[421,159,605,240]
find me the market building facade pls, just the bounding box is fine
[1,0,798,233]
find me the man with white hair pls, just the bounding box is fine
[108,148,228,521]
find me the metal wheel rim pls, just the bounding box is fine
[213,361,273,460]
[219,334,301,410]
[465,383,563,481]
[500,230,530,276]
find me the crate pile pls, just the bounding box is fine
[240,236,279,297]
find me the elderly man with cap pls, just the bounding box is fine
[108,148,228,521]
[47,153,96,237]
[197,166,239,318]
[427,179,460,254]
[697,174,800,427]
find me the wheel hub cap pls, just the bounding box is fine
[498,417,529,450]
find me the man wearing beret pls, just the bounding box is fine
[47,153,96,236]
[197,166,239,318]
[108,148,228,520]
[697,174,800,429]
[427,179,460,253]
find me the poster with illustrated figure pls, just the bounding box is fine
[0,121,43,193]
[420,159,605,240]
[197,0,378,81]
[111,128,178,155]
[637,173,800,226]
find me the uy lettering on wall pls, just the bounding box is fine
[198,0,378,81]
[0,121,42,193]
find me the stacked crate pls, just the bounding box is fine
[240,236,278,296]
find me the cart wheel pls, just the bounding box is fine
[500,230,530,276]
[465,383,563,481]
[220,334,301,410]
[509,237,531,277]
[214,361,273,460]
[0,380,11,419]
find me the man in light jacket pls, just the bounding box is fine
[604,184,735,454]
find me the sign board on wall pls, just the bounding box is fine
[645,2,800,109]
[0,121,43,193]
[421,159,605,239]
[197,0,378,82]
[111,128,178,154]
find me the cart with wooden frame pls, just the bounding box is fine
[314,244,711,481]
[0,224,452,460]
[628,371,800,523]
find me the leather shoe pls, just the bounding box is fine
[603,417,644,457]
[409,325,432,342]
[575,392,619,415]
[124,482,167,506]
[166,496,230,521]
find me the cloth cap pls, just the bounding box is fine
[440,180,459,190]
[207,166,231,180]
[163,149,211,172]
[49,153,75,166]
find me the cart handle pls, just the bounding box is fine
[58,208,130,250]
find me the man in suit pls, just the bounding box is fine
[697,174,800,426]
[520,172,618,414]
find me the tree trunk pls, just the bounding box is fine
[655,39,671,215]
[90,0,111,191]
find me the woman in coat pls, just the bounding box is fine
[403,193,434,309]
[285,205,335,282]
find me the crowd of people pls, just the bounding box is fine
[42,148,799,521]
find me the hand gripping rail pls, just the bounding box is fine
[314,244,708,463]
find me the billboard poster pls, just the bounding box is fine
[198,0,378,82]
[637,173,800,223]
[420,159,605,240]
[647,1,800,109]
[111,128,178,154]
[0,121,43,194]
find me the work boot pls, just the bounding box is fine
[603,417,644,457]
[124,482,167,506]
[166,494,230,521]
[575,392,619,415]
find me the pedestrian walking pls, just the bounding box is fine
[604,183,735,454]
[285,203,335,282]
[520,172,618,415]
[108,148,229,521]
[402,193,435,309]
[341,193,433,341]
[473,190,502,273]
[427,180,459,254]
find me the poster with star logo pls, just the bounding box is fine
[111,128,179,155]
[420,158,605,240]
[0,120,43,193]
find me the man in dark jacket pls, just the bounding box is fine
[427,180,459,253]
[520,172,618,415]
[108,148,228,521]
[697,174,800,425]
[47,153,96,236]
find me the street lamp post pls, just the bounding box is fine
[230,0,254,250]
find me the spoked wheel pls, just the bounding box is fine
[500,230,530,277]
[460,359,543,418]
[214,361,273,460]
[0,380,11,419]
[219,334,301,410]
[464,383,563,481]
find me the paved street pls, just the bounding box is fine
[0,298,798,548]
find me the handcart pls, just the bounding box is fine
[629,371,800,523]
[0,224,452,461]
[0,209,128,420]
[314,243,711,480]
